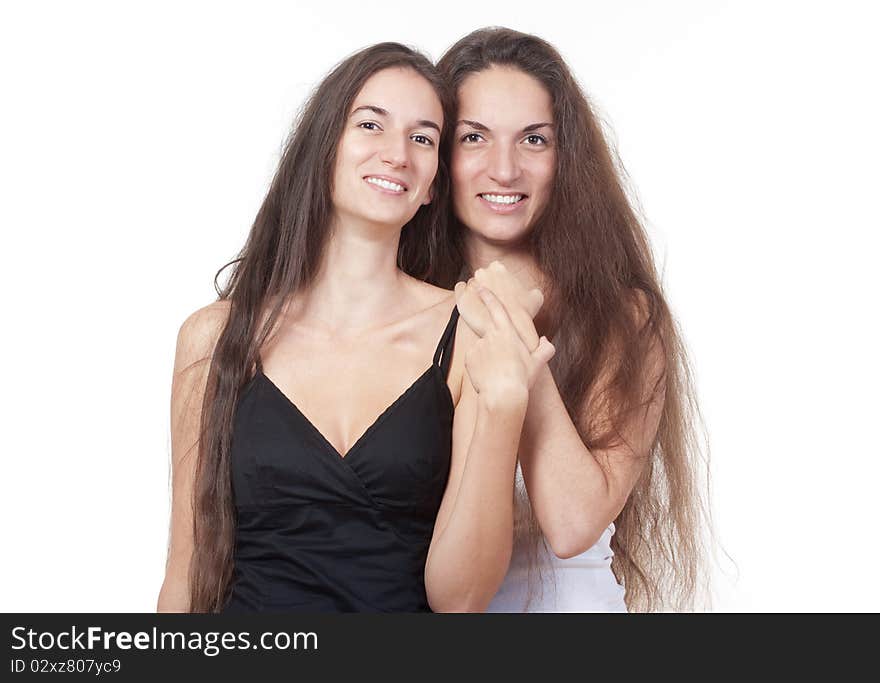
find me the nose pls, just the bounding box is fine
[380,135,409,169]
[487,141,521,186]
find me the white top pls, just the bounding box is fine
[486,466,627,613]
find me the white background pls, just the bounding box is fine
[2,0,877,612]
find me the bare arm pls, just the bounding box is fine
[424,364,527,612]
[156,302,229,612]
[456,264,664,559]
[519,341,664,558]
[424,290,554,612]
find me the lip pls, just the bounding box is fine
[477,192,528,214]
[364,174,409,194]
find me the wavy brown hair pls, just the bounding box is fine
[434,27,712,612]
[187,43,454,612]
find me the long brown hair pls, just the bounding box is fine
[188,43,453,612]
[435,28,711,612]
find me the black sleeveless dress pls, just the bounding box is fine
[222,306,459,613]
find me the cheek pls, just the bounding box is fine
[413,154,439,194]
[451,177,473,210]
[426,154,439,180]
[450,150,479,187]
[331,148,351,185]
[339,135,374,166]
[534,158,556,197]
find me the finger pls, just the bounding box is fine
[531,336,556,366]
[476,264,541,323]
[472,268,523,315]
[524,288,544,317]
[507,305,541,351]
[476,286,516,331]
[456,281,489,337]
[457,278,479,298]
[471,278,539,349]
[454,280,466,302]
[473,277,517,314]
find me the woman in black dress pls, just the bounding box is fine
[156,42,554,612]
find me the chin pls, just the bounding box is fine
[358,205,418,230]
[466,219,532,248]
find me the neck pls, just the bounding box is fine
[296,214,408,332]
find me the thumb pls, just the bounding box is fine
[454,281,467,304]
[532,336,556,366]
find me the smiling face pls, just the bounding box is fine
[330,67,443,234]
[451,66,556,248]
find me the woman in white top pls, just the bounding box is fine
[433,28,710,612]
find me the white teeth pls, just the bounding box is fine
[481,194,523,205]
[366,177,405,192]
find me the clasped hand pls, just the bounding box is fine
[455,261,555,402]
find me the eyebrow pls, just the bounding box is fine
[457,119,554,134]
[351,104,441,133]
[523,122,554,133]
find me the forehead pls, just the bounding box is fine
[457,66,552,126]
[352,67,443,124]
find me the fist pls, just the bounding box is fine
[454,261,544,350]
[463,286,555,402]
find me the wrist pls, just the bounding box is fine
[477,383,529,413]
[531,362,554,393]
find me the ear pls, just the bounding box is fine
[422,186,433,206]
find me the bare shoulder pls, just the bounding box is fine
[409,277,455,310]
[624,288,667,388]
[398,277,474,405]
[418,281,466,342]
[174,300,231,372]
[397,276,458,328]
[445,301,479,408]
[625,288,654,330]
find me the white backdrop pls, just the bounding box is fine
[2,0,877,612]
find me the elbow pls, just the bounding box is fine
[156,577,190,613]
[543,522,608,560]
[425,548,512,613]
[546,534,594,560]
[427,586,496,613]
[428,597,488,613]
[541,496,625,560]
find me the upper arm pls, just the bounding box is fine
[430,367,479,549]
[158,301,229,611]
[428,323,478,548]
[585,291,667,515]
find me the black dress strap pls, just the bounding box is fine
[432,306,460,379]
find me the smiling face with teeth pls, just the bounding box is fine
[451,66,556,248]
[330,67,443,236]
